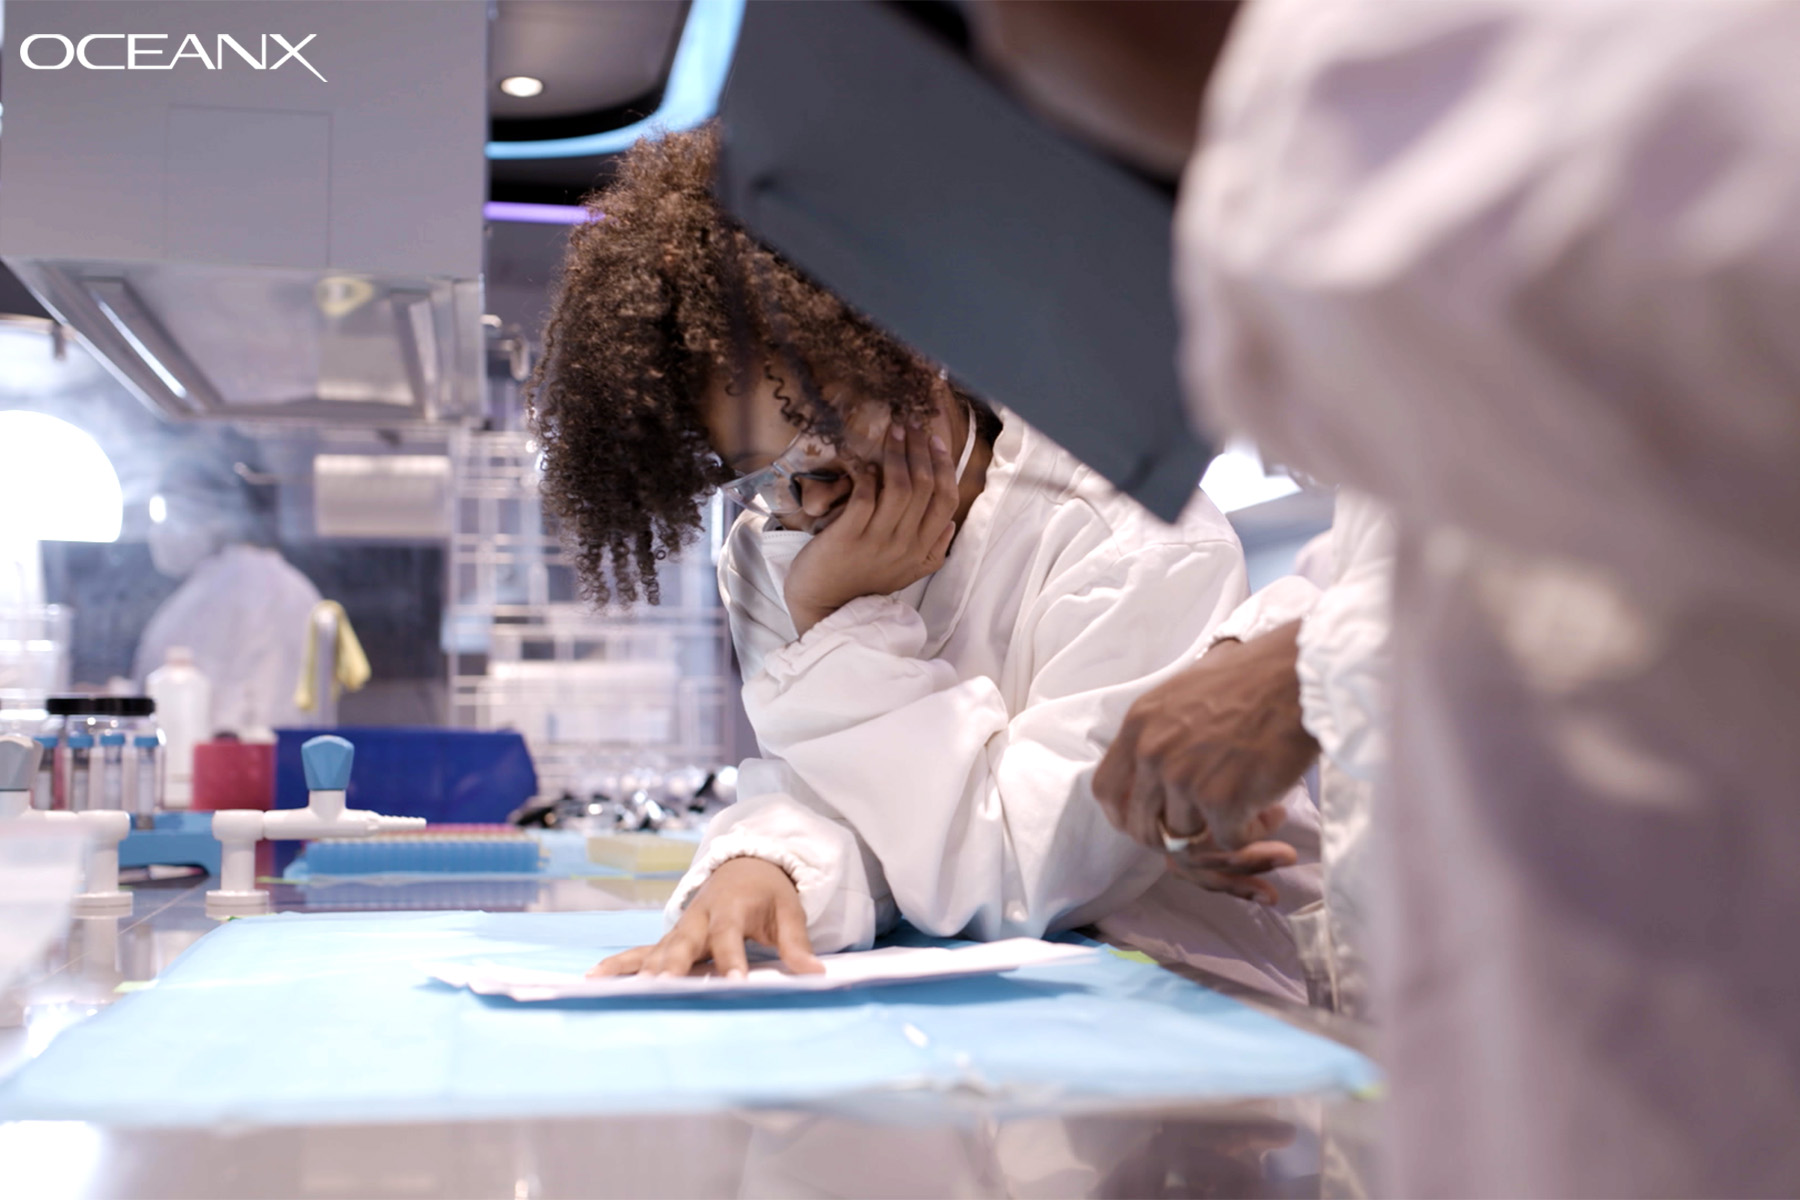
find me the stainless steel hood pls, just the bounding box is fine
[0,1,488,426]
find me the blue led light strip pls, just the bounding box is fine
[486,0,745,161]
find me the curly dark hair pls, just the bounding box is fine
[527,124,963,606]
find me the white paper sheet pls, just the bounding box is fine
[428,938,1099,1000]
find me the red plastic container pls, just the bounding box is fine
[191,740,275,812]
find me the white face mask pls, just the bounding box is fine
[148,518,222,580]
[951,408,979,486]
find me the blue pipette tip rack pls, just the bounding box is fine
[303,835,543,876]
[302,735,356,791]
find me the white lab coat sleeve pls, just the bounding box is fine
[675,518,898,950]
[719,539,1248,949]
[1295,491,1396,783]
[665,756,895,952]
[1206,575,1321,649]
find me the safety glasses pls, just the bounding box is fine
[718,433,846,518]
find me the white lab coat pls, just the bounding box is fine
[1202,490,1395,1015]
[1185,2,1800,1194]
[671,412,1320,998]
[135,544,323,735]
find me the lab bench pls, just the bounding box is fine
[0,874,1379,1199]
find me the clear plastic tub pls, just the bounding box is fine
[0,605,72,709]
[0,822,87,994]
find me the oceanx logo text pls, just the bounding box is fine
[18,34,326,82]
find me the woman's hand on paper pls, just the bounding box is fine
[589,856,824,979]
[783,406,959,636]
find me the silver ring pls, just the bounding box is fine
[1160,820,1198,855]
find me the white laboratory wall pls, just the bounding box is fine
[1228,488,1336,593]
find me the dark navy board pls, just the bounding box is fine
[715,0,1209,521]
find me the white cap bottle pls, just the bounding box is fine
[145,646,210,809]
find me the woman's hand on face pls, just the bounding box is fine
[587,856,823,979]
[782,404,960,636]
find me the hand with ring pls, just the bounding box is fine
[1156,805,1299,905]
[1094,621,1320,903]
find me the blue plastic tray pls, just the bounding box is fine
[118,810,220,875]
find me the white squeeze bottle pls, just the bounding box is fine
[146,647,211,810]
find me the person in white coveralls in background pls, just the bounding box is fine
[135,442,322,738]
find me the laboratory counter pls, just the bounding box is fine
[0,872,1379,1199]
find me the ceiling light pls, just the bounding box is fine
[488,0,744,160]
[499,76,545,99]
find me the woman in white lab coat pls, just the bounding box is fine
[527,127,1318,993]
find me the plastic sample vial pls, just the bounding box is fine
[31,734,57,811]
[99,731,126,810]
[130,732,163,829]
[65,731,94,812]
[121,731,139,815]
[45,695,158,815]
[146,648,209,809]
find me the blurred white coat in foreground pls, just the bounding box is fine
[1185,1,1800,1194]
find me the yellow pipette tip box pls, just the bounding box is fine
[586,832,698,876]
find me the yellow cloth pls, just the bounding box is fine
[293,600,372,713]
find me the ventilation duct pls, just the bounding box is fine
[0,1,488,427]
